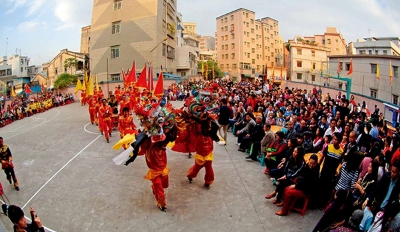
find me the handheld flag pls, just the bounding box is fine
[153,69,164,96]
[136,65,148,89]
[41,83,45,93]
[376,61,380,81]
[25,84,32,94]
[337,59,342,77]
[347,59,353,75]
[126,61,137,84]
[11,86,16,97]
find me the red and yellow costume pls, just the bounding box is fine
[119,98,131,115]
[98,103,112,141]
[88,97,97,124]
[118,114,137,150]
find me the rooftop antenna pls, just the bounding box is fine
[5,38,8,57]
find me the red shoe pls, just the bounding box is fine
[265,192,276,199]
[264,168,270,175]
[275,210,288,216]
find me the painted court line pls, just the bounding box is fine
[3,110,61,140]
[20,135,101,231]
[84,122,101,135]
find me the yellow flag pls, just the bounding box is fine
[87,75,94,96]
[74,79,82,95]
[11,87,16,97]
[376,61,380,81]
[94,75,99,91]
[201,61,204,76]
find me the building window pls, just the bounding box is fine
[225,44,228,50]
[226,64,230,69]
[297,61,302,67]
[311,75,316,81]
[297,49,302,55]
[230,15,234,20]
[252,59,255,64]
[224,17,227,23]
[21,67,23,72]
[251,28,254,33]
[327,39,331,44]
[359,50,366,55]
[311,51,315,57]
[370,64,377,74]
[231,43,235,49]
[368,50,372,55]
[370,89,377,99]
[111,45,120,58]
[394,66,399,78]
[383,50,388,55]
[220,64,224,68]
[252,48,255,53]
[111,73,121,81]
[297,73,302,80]
[246,13,248,18]
[233,64,237,69]
[345,63,350,71]
[114,0,122,11]
[312,63,316,70]
[393,95,399,105]
[231,33,235,39]
[375,50,379,55]
[112,21,121,34]
[231,53,235,59]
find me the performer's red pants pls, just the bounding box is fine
[281,187,307,214]
[89,108,96,124]
[187,161,214,185]
[101,119,112,140]
[151,175,169,207]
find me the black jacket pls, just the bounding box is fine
[250,123,265,142]
[218,105,231,125]
[295,164,320,195]
[368,172,400,210]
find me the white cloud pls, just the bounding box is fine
[6,0,27,14]
[17,21,39,32]
[53,0,92,31]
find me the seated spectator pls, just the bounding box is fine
[264,131,287,174]
[275,154,320,216]
[303,131,313,153]
[353,160,379,209]
[235,114,255,145]
[270,138,298,179]
[265,112,276,125]
[312,190,354,232]
[313,127,324,152]
[265,146,305,205]
[238,116,264,152]
[294,120,308,134]
[247,123,274,161]
[275,110,286,127]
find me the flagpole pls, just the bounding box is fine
[107,58,109,96]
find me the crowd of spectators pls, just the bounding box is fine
[0,92,74,127]
[171,78,400,232]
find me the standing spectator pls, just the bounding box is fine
[218,98,231,144]
[6,205,44,232]
[0,137,19,191]
[370,118,379,139]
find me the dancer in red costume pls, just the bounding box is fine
[173,89,221,189]
[88,96,97,124]
[123,98,177,212]
[98,99,112,143]
[118,107,137,149]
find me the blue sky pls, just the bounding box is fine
[1,0,399,66]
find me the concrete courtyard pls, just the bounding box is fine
[0,101,322,231]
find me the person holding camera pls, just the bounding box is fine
[6,205,44,232]
[0,137,19,191]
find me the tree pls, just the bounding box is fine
[64,58,78,75]
[197,60,224,80]
[54,73,77,89]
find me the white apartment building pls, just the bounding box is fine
[353,37,400,56]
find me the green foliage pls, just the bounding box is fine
[64,58,78,74]
[197,60,224,80]
[54,73,77,89]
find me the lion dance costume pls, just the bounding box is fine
[114,98,177,212]
[172,89,220,189]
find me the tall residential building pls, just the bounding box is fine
[182,22,196,35]
[216,8,284,81]
[304,27,347,56]
[176,15,199,77]
[90,0,178,82]
[199,36,216,61]
[288,38,330,85]
[80,25,91,54]
[353,37,400,56]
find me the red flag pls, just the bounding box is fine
[25,84,32,94]
[347,59,353,75]
[136,65,148,89]
[153,71,164,96]
[337,59,342,75]
[126,61,136,83]
[41,83,44,93]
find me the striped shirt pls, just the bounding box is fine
[335,163,359,191]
